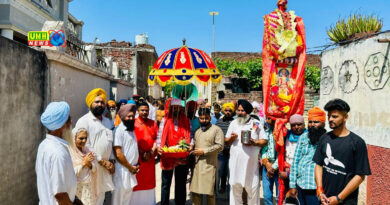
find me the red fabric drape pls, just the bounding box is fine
[133,117,158,191]
[262,15,306,205]
[160,98,191,170]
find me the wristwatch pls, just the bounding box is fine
[336,195,343,203]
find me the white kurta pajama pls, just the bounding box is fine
[226,118,267,205]
[111,123,139,205]
[36,134,77,205]
[75,111,115,205]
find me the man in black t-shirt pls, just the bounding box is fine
[313,99,371,205]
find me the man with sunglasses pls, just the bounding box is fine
[288,107,327,204]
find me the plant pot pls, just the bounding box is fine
[340,31,377,45]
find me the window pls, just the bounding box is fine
[46,0,52,8]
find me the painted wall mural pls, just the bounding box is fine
[364,52,390,90]
[338,60,359,94]
[321,66,334,95]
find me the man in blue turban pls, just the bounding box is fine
[36,101,81,205]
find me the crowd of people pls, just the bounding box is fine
[36,88,371,205]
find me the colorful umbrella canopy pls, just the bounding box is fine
[148,45,222,86]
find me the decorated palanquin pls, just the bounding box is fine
[262,0,306,203]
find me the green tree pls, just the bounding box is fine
[215,58,321,92]
[215,58,263,90]
[305,65,321,92]
[162,82,176,97]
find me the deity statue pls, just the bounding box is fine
[262,0,307,204]
[263,0,306,118]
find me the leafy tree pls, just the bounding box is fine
[215,58,263,90]
[215,58,321,92]
[305,65,321,92]
[162,82,176,97]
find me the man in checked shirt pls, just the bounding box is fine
[288,107,327,204]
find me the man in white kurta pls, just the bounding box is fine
[226,100,268,205]
[112,104,140,205]
[75,88,115,205]
[36,101,78,205]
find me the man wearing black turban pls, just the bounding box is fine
[226,99,268,204]
[237,99,254,115]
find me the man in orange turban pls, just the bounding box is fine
[308,107,326,123]
[307,107,327,145]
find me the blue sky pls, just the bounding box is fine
[69,0,390,56]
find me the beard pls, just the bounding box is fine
[110,110,117,119]
[237,114,250,125]
[61,126,74,146]
[200,121,211,131]
[200,121,210,127]
[91,106,105,117]
[329,121,343,129]
[123,120,135,131]
[308,127,327,145]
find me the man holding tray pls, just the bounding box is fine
[157,98,191,205]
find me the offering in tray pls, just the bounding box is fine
[161,140,190,158]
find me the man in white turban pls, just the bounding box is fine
[36,101,81,205]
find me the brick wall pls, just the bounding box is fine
[221,90,263,103]
[215,88,319,118]
[102,48,134,69]
[366,145,390,205]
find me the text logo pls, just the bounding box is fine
[28,30,66,47]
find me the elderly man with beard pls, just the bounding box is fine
[190,108,224,205]
[36,101,82,205]
[313,99,371,205]
[111,104,140,205]
[288,107,327,204]
[226,99,267,205]
[105,100,117,129]
[75,88,115,205]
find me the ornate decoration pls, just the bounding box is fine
[338,60,359,93]
[321,66,334,95]
[364,52,390,90]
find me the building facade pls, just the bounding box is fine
[320,32,390,204]
[0,0,82,44]
[94,40,158,97]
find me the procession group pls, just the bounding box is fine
[36,88,371,205]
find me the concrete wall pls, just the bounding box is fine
[112,80,133,101]
[0,36,47,204]
[45,50,114,125]
[320,32,390,204]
